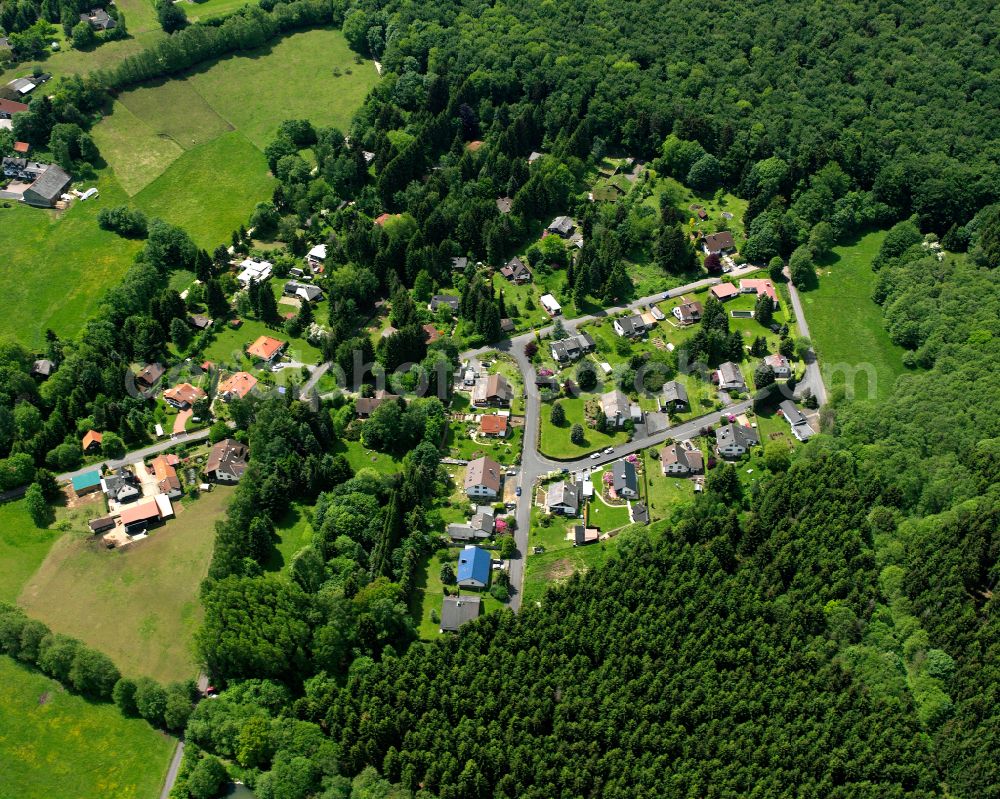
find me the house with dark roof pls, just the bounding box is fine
[500,318,515,334]
[472,373,512,407]
[545,480,580,515]
[440,595,481,632]
[283,281,323,303]
[715,361,746,392]
[672,301,703,325]
[88,516,116,534]
[550,333,595,363]
[703,231,736,255]
[447,507,495,542]
[611,460,638,499]
[80,8,117,29]
[547,216,576,238]
[660,442,703,476]
[500,256,532,284]
[456,545,491,589]
[429,294,460,313]
[21,163,71,208]
[630,501,649,525]
[613,314,647,338]
[779,400,816,441]
[205,438,249,483]
[662,380,689,411]
[101,468,141,503]
[715,423,760,458]
[355,389,400,418]
[136,362,165,389]
[188,314,213,330]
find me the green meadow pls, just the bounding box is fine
[0,656,176,799]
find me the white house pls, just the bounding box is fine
[600,390,633,428]
[306,243,326,268]
[716,361,746,392]
[715,423,760,458]
[780,400,816,441]
[237,258,273,286]
[464,456,502,499]
[613,314,647,338]
[540,294,562,316]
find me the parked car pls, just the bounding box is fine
[589,452,601,460]
[515,486,522,497]
[560,467,569,474]
[603,447,614,454]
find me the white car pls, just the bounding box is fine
[589,452,601,460]
[603,447,614,454]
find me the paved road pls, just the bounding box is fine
[300,360,332,396]
[460,271,763,610]
[159,740,185,799]
[57,428,212,484]
[783,268,827,406]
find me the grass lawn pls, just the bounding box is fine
[0,500,62,605]
[18,487,234,683]
[0,656,176,799]
[201,316,322,370]
[90,100,186,196]
[585,489,631,532]
[0,174,142,349]
[118,79,235,151]
[181,0,260,22]
[332,439,403,475]
[265,503,313,572]
[539,396,628,459]
[410,547,508,640]
[445,421,523,466]
[133,132,275,249]
[641,447,696,521]
[803,230,906,402]
[522,528,626,608]
[187,28,379,148]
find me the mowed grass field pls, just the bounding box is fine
[0,499,62,604]
[800,230,906,402]
[0,177,143,349]
[0,656,176,799]
[18,487,234,683]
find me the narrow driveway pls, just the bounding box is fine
[57,428,211,484]
[783,268,827,406]
[159,740,184,799]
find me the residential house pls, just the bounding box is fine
[422,323,441,343]
[500,256,532,284]
[71,470,102,497]
[247,335,285,364]
[306,243,326,269]
[217,371,258,401]
[88,517,116,534]
[662,380,689,411]
[600,390,633,428]
[779,399,816,441]
[613,314,647,338]
[764,353,792,378]
[630,501,649,525]
[100,467,141,503]
[573,525,600,545]
[136,362,165,389]
[540,294,562,316]
[479,414,508,438]
[715,423,760,458]
[373,213,392,226]
[149,454,182,498]
[464,456,502,499]
[672,301,703,325]
[703,231,736,255]
[739,278,780,306]
[535,374,558,391]
[450,256,468,271]
[660,443,703,476]
[716,361,746,392]
[0,98,29,126]
[528,151,543,164]
[31,359,54,379]
[440,595,481,632]
[550,338,579,364]
[496,197,513,214]
[80,8,117,29]
[283,281,323,303]
[163,382,206,410]
[16,162,71,208]
[456,545,491,589]
[545,480,580,515]
[447,507,495,542]
[355,389,400,418]
[500,318,515,334]
[236,258,272,286]
[429,294,460,313]
[547,216,576,238]
[119,501,165,535]
[611,460,638,499]
[205,438,249,483]
[710,283,740,302]
[81,430,103,453]
[472,373,512,407]
[188,314,213,331]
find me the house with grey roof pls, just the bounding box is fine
[547,216,576,237]
[600,389,633,428]
[764,353,792,378]
[80,8,117,29]
[447,507,495,542]
[779,400,816,441]
[611,460,638,499]
[660,442,703,476]
[662,380,689,411]
[715,423,760,458]
[23,164,71,207]
[716,361,746,392]
[613,314,647,338]
[545,480,581,515]
[440,595,481,632]
[430,294,460,313]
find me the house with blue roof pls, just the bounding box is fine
[71,470,102,496]
[456,545,491,590]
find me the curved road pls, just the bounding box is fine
[460,269,824,610]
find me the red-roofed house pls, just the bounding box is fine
[710,283,740,302]
[374,213,392,226]
[163,382,207,409]
[739,278,779,306]
[0,98,29,121]
[82,430,103,452]
[218,372,258,401]
[13,141,29,154]
[479,415,509,438]
[246,335,285,363]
